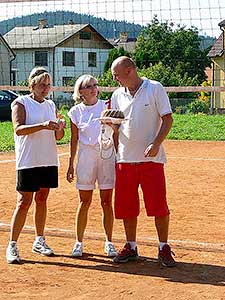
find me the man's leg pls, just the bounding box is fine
[155,215,169,243]
[123,217,137,241]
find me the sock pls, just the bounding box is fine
[76,241,82,246]
[127,241,136,250]
[159,242,167,250]
[35,236,44,243]
[105,241,113,246]
[9,241,17,246]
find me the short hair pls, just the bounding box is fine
[28,67,51,91]
[111,56,136,70]
[73,74,98,103]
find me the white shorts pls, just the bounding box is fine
[76,143,115,190]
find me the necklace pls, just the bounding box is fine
[128,79,143,96]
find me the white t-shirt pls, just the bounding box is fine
[11,95,58,170]
[111,79,172,163]
[68,99,107,146]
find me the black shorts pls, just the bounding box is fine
[16,166,58,192]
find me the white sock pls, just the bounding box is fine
[159,242,167,250]
[9,241,17,246]
[35,236,44,243]
[75,241,82,246]
[105,241,113,246]
[127,241,136,250]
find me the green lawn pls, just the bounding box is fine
[0,113,224,152]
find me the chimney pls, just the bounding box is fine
[119,32,128,42]
[38,19,48,29]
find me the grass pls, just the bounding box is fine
[168,114,225,141]
[0,113,224,152]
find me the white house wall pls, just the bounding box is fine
[0,40,14,85]
[54,47,110,86]
[11,48,54,83]
[11,47,109,87]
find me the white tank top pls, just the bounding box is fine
[11,95,58,170]
[68,99,107,146]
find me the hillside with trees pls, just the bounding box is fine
[0,10,215,49]
[0,10,142,39]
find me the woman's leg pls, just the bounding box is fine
[100,189,114,242]
[10,191,33,241]
[34,188,50,236]
[76,190,93,242]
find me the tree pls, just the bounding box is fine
[103,47,131,73]
[133,16,211,84]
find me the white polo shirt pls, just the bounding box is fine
[111,79,172,163]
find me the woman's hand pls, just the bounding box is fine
[67,165,74,183]
[43,120,60,131]
[56,118,66,131]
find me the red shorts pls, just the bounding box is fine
[115,162,169,219]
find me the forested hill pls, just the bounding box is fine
[0,10,142,38]
[0,10,214,49]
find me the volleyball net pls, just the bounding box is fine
[0,0,225,111]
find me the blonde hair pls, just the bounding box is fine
[73,74,98,103]
[28,67,51,91]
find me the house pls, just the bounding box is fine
[3,20,114,93]
[0,34,15,85]
[109,32,137,52]
[208,20,225,111]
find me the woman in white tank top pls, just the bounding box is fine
[6,67,66,264]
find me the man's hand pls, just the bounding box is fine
[144,143,160,157]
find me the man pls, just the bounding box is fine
[110,56,175,267]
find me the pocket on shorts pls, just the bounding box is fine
[76,148,96,186]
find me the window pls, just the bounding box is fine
[79,31,91,40]
[88,52,97,67]
[35,51,48,66]
[63,51,75,66]
[62,76,75,86]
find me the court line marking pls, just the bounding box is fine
[168,156,225,161]
[0,152,69,164]
[0,222,224,252]
[0,152,225,164]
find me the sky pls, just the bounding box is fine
[1,0,225,37]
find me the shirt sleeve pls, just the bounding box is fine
[67,106,78,126]
[154,82,172,117]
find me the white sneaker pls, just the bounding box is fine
[6,241,20,264]
[105,242,117,257]
[72,242,83,257]
[32,236,54,256]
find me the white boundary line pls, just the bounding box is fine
[0,152,69,164]
[168,156,225,161]
[0,222,224,252]
[0,152,225,164]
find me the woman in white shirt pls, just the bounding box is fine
[66,74,117,257]
[6,67,65,264]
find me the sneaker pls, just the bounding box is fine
[113,243,138,263]
[6,241,21,264]
[72,242,83,257]
[32,237,54,256]
[158,244,176,267]
[105,242,117,257]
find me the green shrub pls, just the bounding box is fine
[188,99,210,114]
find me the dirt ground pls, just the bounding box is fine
[0,140,225,300]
